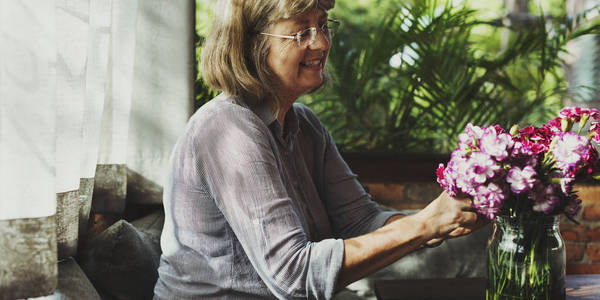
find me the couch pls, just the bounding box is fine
[45,209,491,300]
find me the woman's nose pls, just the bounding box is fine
[308,29,330,50]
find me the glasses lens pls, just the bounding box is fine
[323,20,339,37]
[297,27,316,47]
[297,21,340,47]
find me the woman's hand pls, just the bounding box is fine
[338,191,491,288]
[416,191,487,246]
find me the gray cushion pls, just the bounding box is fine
[348,218,492,300]
[78,215,163,300]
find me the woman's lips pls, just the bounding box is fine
[300,59,323,70]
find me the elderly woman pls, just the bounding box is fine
[154,0,483,299]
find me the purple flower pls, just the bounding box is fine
[553,132,590,175]
[473,183,506,219]
[445,150,476,196]
[510,141,538,167]
[458,123,483,152]
[532,185,560,214]
[480,126,514,161]
[565,197,582,218]
[588,109,600,120]
[560,107,600,122]
[437,113,598,220]
[590,122,600,144]
[559,107,584,122]
[558,177,574,195]
[437,164,458,197]
[466,152,500,185]
[506,166,537,194]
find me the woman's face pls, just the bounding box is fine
[266,8,330,103]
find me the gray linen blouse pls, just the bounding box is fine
[153,94,398,299]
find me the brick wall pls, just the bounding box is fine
[560,185,600,274]
[365,182,600,274]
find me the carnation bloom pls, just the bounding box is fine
[557,177,574,195]
[506,166,537,194]
[559,107,584,122]
[458,123,483,152]
[516,125,555,155]
[480,126,514,161]
[553,132,590,175]
[438,110,594,221]
[590,122,600,144]
[510,141,538,167]
[548,117,563,133]
[437,164,457,197]
[588,109,600,120]
[532,185,560,214]
[451,151,476,196]
[473,183,505,219]
[466,152,500,185]
[582,146,599,175]
[565,197,582,218]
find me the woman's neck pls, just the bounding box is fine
[274,94,296,127]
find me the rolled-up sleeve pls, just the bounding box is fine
[196,106,344,299]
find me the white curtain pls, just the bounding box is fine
[564,0,600,107]
[0,0,194,297]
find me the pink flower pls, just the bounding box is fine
[581,146,599,176]
[480,126,514,161]
[450,151,476,196]
[553,132,591,175]
[559,107,584,122]
[588,109,600,120]
[437,117,596,221]
[548,117,563,133]
[436,164,446,183]
[532,185,560,214]
[565,197,582,218]
[473,183,506,219]
[466,152,500,185]
[510,141,538,167]
[506,166,537,194]
[458,123,483,152]
[590,122,600,144]
[516,125,555,154]
[437,164,457,197]
[557,177,574,195]
[559,107,599,127]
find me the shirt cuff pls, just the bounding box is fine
[308,238,345,299]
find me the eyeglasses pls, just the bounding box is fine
[259,19,340,47]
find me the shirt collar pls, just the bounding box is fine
[250,99,278,126]
[254,101,300,147]
[221,93,300,146]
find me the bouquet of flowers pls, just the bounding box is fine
[436,107,600,300]
[437,107,600,220]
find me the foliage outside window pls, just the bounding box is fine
[196,0,600,154]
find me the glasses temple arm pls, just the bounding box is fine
[258,32,296,40]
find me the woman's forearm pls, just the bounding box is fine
[337,212,433,288]
[336,191,481,289]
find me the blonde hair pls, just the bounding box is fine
[200,0,335,110]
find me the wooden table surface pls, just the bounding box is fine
[374,275,600,300]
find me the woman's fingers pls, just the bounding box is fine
[459,211,478,225]
[448,226,472,237]
[463,214,491,231]
[456,197,474,211]
[424,237,444,247]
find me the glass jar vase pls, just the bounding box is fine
[487,215,566,300]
